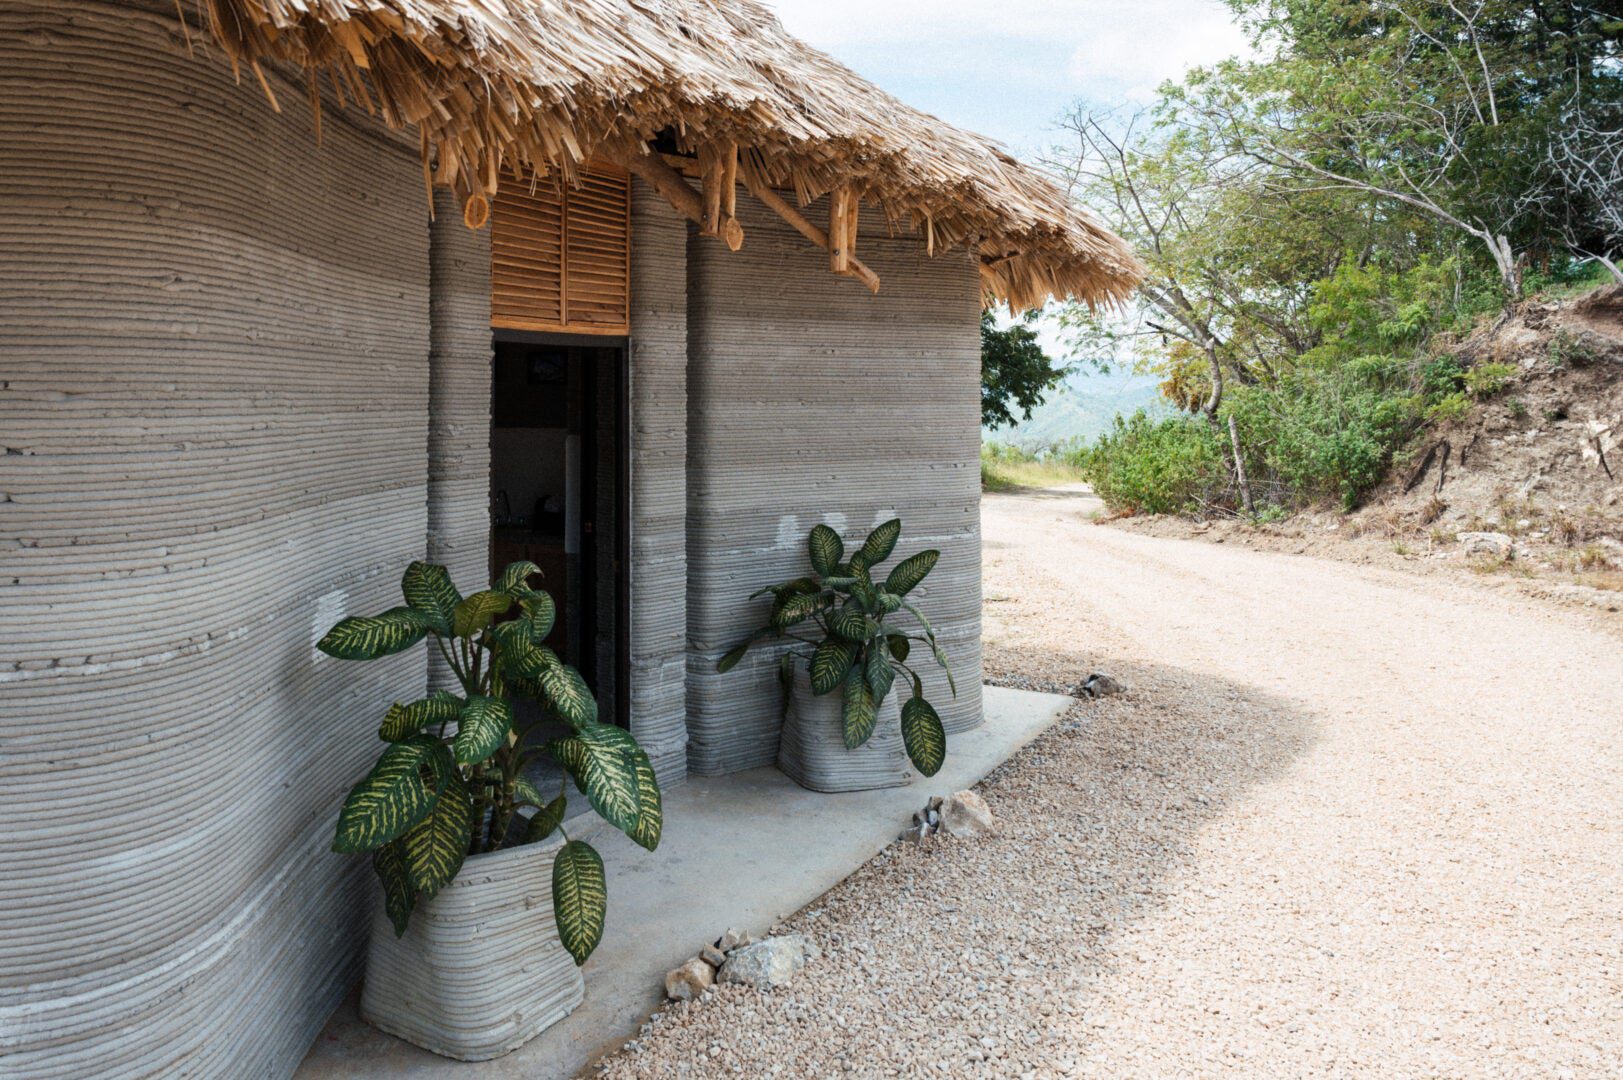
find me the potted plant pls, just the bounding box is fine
[318,559,661,1061]
[717,519,956,792]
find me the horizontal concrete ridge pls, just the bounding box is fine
[428,188,494,687]
[628,180,692,787]
[0,2,431,1075]
[685,194,985,777]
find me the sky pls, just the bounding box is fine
[761,0,1254,159]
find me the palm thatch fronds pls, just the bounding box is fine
[188,0,1143,308]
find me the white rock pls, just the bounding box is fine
[717,935,820,990]
[1458,531,1513,558]
[664,958,714,1002]
[940,790,994,838]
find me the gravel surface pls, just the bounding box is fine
[592,487,1623,1078]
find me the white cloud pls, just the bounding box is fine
[759,0,1253,152]
[1064,0,1255,99]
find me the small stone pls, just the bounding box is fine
[664,958,714,1002]
[717,934,820,990]
[700,944,727,968]
[715,927,746,952]
[1458,531,1513,557]
[940,790,993,838]
[1078,672,1126,698]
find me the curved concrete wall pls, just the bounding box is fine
[685,195,985,776]
[628,181,692,786]
[0,3,430,1074]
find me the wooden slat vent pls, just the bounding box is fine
[492,164,630,335]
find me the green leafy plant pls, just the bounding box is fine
[716,519,955,777]
[319,560,661,964]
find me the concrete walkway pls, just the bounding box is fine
[296,685,1072,1079]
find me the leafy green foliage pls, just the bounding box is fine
[841,667,877,749]
[982,310,1064,429]
[332,735,451,853]
[379,691,463,742]
[452,695,512,764]
[1074,411,1226,516]
[808,524,844,576]
[900,697,946,777]
[321,560,661,957]
[526,794,567,843]
[717,520,956,772]
[401,561,461,635]
[552,840,606,966]
[319,608,431,661]
[400,772,473,899]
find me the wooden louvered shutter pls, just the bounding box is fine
[491,163,630,335]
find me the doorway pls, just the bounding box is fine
[489,331,629,733]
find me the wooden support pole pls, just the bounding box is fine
[621,150,743,250]
[701,150,723,238]
[743,171,880,293]
[721,141,738,221]
[829,185,853,274]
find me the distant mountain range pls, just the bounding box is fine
[985,366,1169,449]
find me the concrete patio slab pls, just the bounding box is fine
[296,684,1072,1080]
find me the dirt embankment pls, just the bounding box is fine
[1120,285,1623,614]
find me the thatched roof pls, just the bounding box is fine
[194,0,1143,308]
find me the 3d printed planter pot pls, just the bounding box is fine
[777,666,911,793]
[361,836,583,1061]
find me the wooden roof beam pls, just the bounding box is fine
[619,148,744,251]
[743,170,880,293]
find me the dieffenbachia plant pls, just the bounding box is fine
[716,519,955,776]
[318,560,660,965]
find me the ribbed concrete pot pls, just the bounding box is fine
[360,837,584,1061]
[778,666,912,793]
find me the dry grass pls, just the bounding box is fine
[187,0,1142,310]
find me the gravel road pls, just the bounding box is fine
[594,486,1623,1078]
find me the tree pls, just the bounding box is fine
[1194,0,1623,299]
[981,310,1063,430]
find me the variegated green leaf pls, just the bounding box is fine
[401,561,460,635]
[859,518,902,565]
[876,591,903,615]
[495,560,543,597]
[821,575,859,593]
[809,638,856,696]
[831,602,869,642]
[865,644,895,703]
[900,696,947,776]
[841,666,877,749]
[553,840,607,965]
[551,723,642,837]
[513,775,547,808]
[884,549,939,596]
[808,524,844,576]
[453,695,512,764]
[887,634,911,663]
[771,591,823,630]
[379,691,463,742]
[627,744,662,852]
[400,772,473,899]
[717,639,751,673]
[319,607,430,661]
[539,659,598,728]
[526,793,567,843]
[332,735,450,853]
[453,590,513,638]
[373,841,416,937]
[521,591,556,640]
[901,600,957,698]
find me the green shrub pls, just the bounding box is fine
[1223,355,1421,511]
[1463,362,1517,397]
[1072,411,1225,515]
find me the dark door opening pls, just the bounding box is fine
[489,331,630,736]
